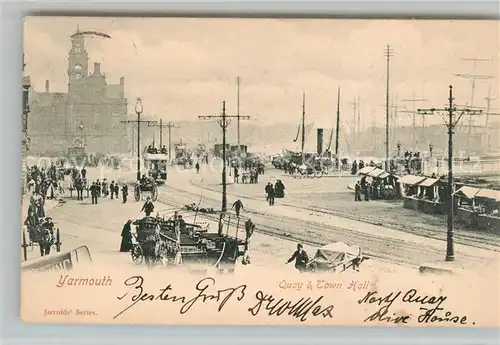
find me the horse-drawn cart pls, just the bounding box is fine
[129,209,252,273]
[130,216,164,267]
[22,217,62,261]
[134,178,158,202]
[305,242,368,273]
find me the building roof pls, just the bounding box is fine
[107,85,122,98]
[30,91,67,106]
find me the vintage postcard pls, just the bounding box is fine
[21,17,499,326]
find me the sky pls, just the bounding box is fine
[24,17,500,130]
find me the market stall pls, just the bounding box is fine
[454,186,500,232]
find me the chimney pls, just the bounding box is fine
[94,62,101,75]
[317,128,324,155]
[45,80,49,93]
[120,77,124,85]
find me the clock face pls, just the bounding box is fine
[73,64,83,80]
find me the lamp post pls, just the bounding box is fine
[418,85,482,262]
[397,141,402,157]
[135,98,143,181]
[78,122,84,147]
[429,142,434,157]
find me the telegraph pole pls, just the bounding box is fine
[199,101,249,216]
[301,91,306,165]
[149,119,174,150]
[401,93,428,147]
[236,76,241,151]
[384,44,394,171]
[166,122,180,163]
[121,98,157,180]
[418,85,482,261]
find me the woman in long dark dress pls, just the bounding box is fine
[120,220,133,252]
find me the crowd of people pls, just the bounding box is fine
[265,179,285,206]
[145,144,168,154]
[26,164,64,200]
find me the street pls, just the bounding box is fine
[23,164,499,274]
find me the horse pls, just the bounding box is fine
[73,176,87,200]
[142,234,162,268]
[37,226,54,257]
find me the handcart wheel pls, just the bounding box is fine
[22,231,28,261]
[151,185,158,202]
[134,185,141,202]
[56,228,61,252]
[131,244,144,265]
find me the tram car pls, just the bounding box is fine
[144,153,168,185]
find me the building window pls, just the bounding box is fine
[74,91,82,102]
[93,112,100,130]
[94,90,102,103]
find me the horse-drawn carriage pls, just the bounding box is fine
[291,163,325,178]
[69,169,89,199]
[22,215,62,261]
[305,242,368,273]
[134,177,158,202]
[130,211,211,267]
[129,209,252,273]
[130,216,164,267]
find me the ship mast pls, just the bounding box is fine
[301,91,306,165]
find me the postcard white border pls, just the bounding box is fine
[2,0,499,344]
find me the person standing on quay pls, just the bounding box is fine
[232,199,244,217]
[121,184,128,203]
[120,219,133,252]
[265,182,275,206]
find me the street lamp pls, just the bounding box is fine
[396,141,402,157]
[429,142,434,157]
[135,97,143,181]
[78,122,84,148]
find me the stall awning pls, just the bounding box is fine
[475,189,500,202]
[378,171,390,179]
[418,178,440,187]
[367,168,386,178]
[453,186,480,199]
[358,166,376,175]
[397,174,426,185]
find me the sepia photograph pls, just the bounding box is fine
[20,16,499,326]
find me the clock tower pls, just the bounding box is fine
[67,25,89,84]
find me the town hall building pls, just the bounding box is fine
[28,27,128,155]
